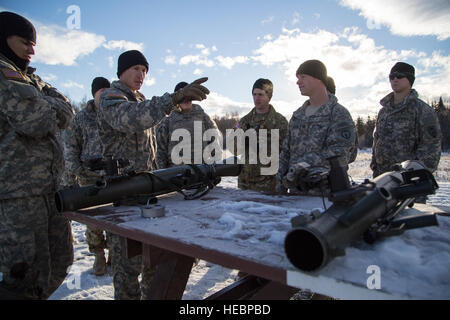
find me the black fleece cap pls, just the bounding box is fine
[252,78,273,100]
[91,77,110,97]
[390,62,415,86]
[174,81,188,92]
[117,50,149,78]
[0,11,36,43]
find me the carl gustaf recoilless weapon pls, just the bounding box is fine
[55,156,242,213]
[284,156,441,272]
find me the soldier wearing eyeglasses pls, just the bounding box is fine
[371,62,442,179]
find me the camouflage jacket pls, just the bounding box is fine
[277,94,357,185]
[371,89,442,176]
[63,100,103,181]
[155,104,219,168]
[0,53,74,199]
[237,105,288,192]
[97,80,174,171]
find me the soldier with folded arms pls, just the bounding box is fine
[0,11,74,299]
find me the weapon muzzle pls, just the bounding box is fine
[284,227,327,272]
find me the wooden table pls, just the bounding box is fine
[64,183,450,300]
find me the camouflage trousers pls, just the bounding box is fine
[238,175,277,193]
[109,233,156,300]
[85,226,108,255]
[0,195,74,299]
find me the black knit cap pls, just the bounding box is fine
[174,81,188,92]
[91,77,110,97]
[296,59,328,86]
[117,50,149,78]
[390,62,415,86]
[0,11,37,70]
[252,78,273,100]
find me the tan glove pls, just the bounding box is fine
[172,77,210,104]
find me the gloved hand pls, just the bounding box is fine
[74,166,102,186]
[172,77,210,105]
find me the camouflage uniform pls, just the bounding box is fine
[63,100,107,260]
[97,80,174,300]
[277,94,357,194]
[236,105,288,192]
[371,89,442,177]
[155,104,220,169]
[0,53,74,299]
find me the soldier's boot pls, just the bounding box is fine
[93,252,107,276]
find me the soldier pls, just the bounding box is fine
[97,50,209,299]
[371,62,441,178]
[277,60,357,195]
[0,12,74,299]
[235,78,288,193]
[63,77,111,276]
[156,81,221,169]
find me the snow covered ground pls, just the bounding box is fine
[49,150,450,300]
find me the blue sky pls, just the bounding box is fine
[2,0,449,120]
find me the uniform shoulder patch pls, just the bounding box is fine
[106,91,127,100]
[1,68,25,81]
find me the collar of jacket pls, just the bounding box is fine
[250,104,276,118]
[83,99,98,115]
[111,80,146,101]
[380,89,418,110]
[292,94,338,119]
[173,103,203,115]
[0,52,36,76]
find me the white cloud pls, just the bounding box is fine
[29,19,142,66]
[291,12,301,26]
[340,0,450,40]
[179,44,216,68]
[108,56,114,68]
[103,40,144,51]
[252,27,450,118]
[33,23,105,66]
[201,92,253,118]
[164,55,177,65]
[261,16,274,25]
[41,73,58,82]
[62,80,84,89]
[193,68,203,75]
[144,77,156,87]
[215,56,250,69]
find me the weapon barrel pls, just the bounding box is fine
[284,160,438,272]
[56,158,242,212]
[390,213,439,230]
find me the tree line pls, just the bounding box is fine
[213,98,450,152]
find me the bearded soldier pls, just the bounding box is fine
[0,12,74,299]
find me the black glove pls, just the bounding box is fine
[172,77,210,104]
